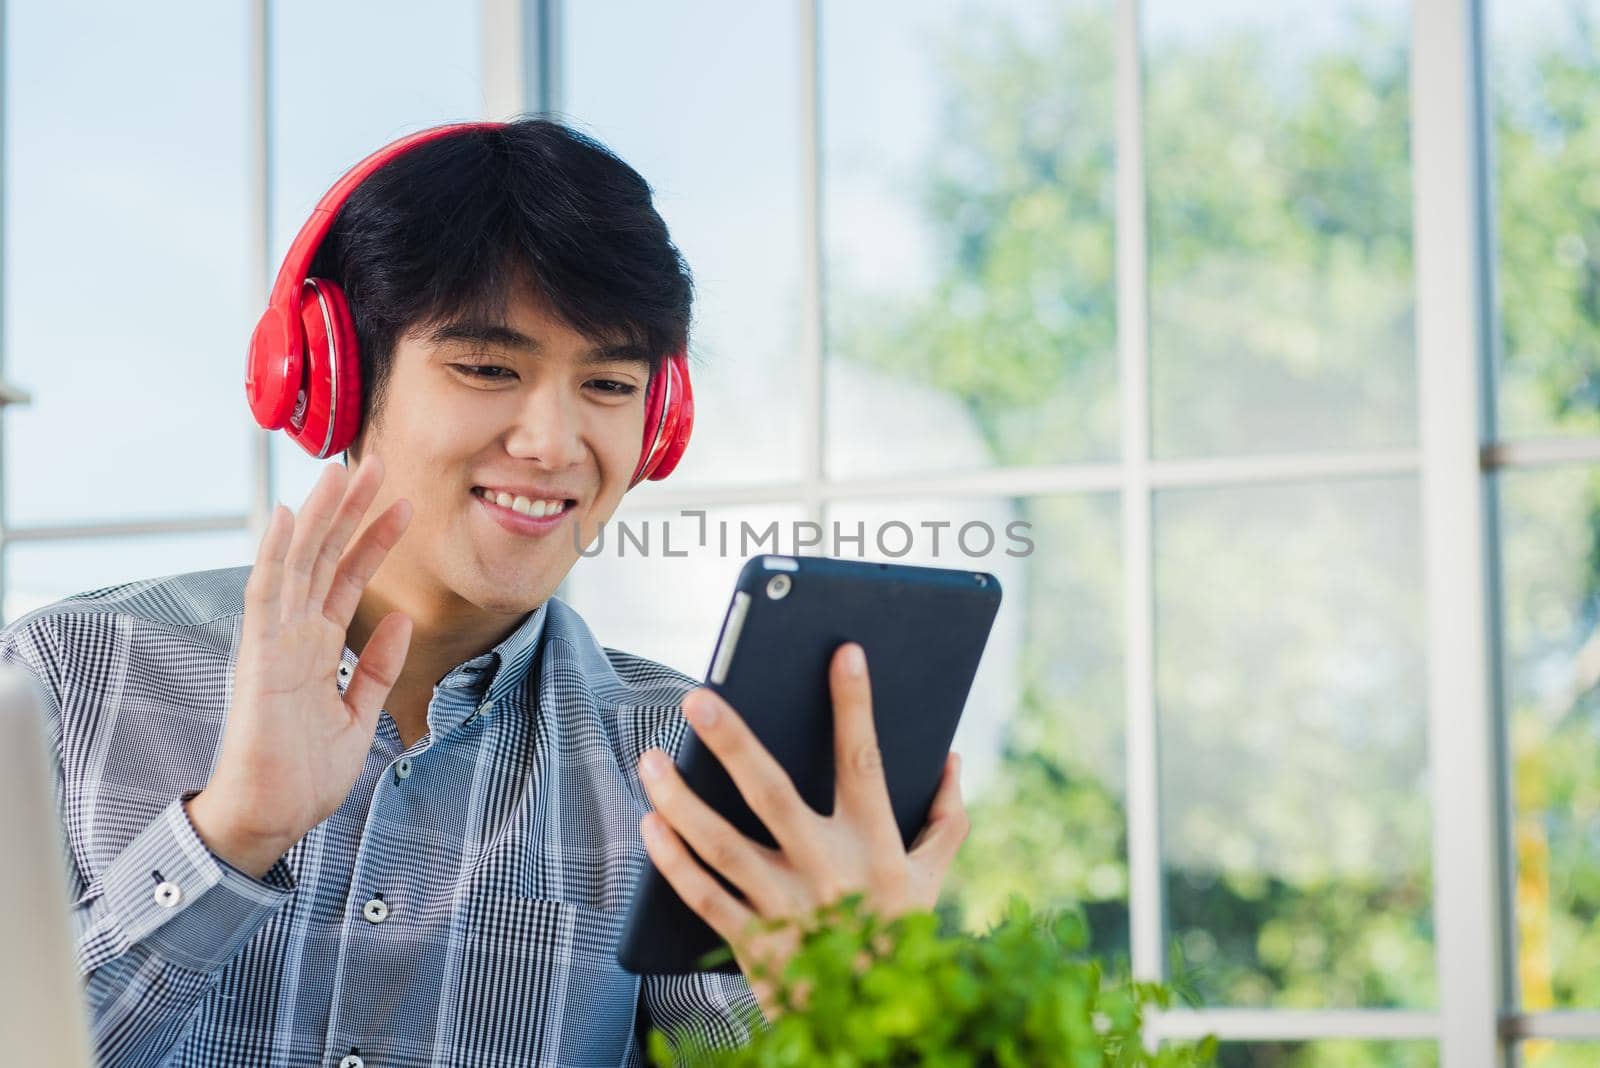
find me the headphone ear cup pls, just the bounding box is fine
[631,354,694,485]
[246,303,305,430]
[646,356,694,481]
[317,281,363,456]
[289,278,363,459]
[631,357,671,486]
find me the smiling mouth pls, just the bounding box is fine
[471,487,577,519]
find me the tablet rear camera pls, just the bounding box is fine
[975,574,989,587]
[766,574,792,600]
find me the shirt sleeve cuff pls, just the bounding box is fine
[99,796,294,973]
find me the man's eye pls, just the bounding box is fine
[589,380,639,397]
[450,363,516,380]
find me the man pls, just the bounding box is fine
[0,118,968,1067]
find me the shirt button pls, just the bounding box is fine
[339,1054,364,1068]
[337,662,353,683]
[152,881,183,908]
[394,758,413,781]
[362,898,389,924]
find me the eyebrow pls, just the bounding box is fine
[427,320,654,367]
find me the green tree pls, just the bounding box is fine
[831,2,1600,1064]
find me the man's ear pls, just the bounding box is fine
[345,404,374,466]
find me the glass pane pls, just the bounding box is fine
[1211,1042,1437,1068]
[1500,465,1600,1010]
[4,1,254,524]
[563,2,806,486]
[1489,0,1600,438]
[268,0,486,506]
[821,0,1119,477]
[826,495,1127,957]
[5,531,253,624]
[1155,479,1433,1007]
[1145,0,1415,458]
[1517,1043,1600,1068]
[559,502,807,678]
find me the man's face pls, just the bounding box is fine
[353,286,650,618]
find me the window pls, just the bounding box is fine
[562,0,1600,1062]
[0,0,488,611]
[561,0,810,487]
[1488,0,1600,1051]
[5,3,1597,1063]
[4,0,255,530]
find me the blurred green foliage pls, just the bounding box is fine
[828,1,1600,1062]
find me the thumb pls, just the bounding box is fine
[343,611,412,728]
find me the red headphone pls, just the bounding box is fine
[245,121,694,486]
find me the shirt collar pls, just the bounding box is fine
[413,603,548,739]
[451,601,550,709]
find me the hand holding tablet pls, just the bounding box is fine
[618,554,1002,1001]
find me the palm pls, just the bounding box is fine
[235,617,370,824]
[202,459,413,859]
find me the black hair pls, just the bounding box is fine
[307,117,693,434]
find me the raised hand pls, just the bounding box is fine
[185,459,413,877]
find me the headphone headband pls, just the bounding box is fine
[268,122,506,314]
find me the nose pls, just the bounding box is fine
[502,382,586,470]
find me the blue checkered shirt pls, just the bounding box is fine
[0,566,758,1067]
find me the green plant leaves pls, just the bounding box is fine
[649,898,1215,1068]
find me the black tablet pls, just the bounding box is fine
[616,553,1002,975]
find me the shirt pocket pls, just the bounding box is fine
[453,894,641,1067]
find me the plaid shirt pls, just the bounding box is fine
[1,566,758,1067]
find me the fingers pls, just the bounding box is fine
[343,610,412,729]
[280,464,350,615]
[829,644,895,832]
[306,456,386,609]
[243,505,293,641]
[640,812,759,950]
[322,499,413,628]
[680,689,826,864]
[639,748,789,912]
[907,752,970,872]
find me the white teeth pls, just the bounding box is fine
[476,488,569,518]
